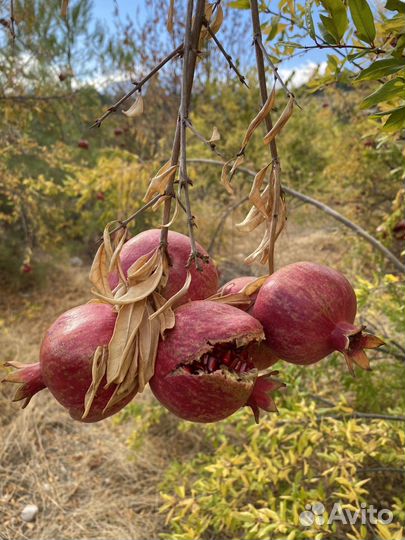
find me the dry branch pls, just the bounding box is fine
[90,44,183,128]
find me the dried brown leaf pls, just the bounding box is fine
[241,87,276,150]
[263,95,294,145]
[209,126,221,143]
[221,158,235,195]
[106,301,146,384]
[208,292,251,307]
[123,93,144,118]
[149,271,192,320]
[209,4,224,35]
[167,0,175,33]
[82,346,107,419]
[249,164,271,218]
[89,243,112,297]
[143,164,177,203]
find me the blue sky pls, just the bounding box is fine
[92,0,327,84]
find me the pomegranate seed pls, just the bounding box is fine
[208,357,218,372]
[240,362,247,372]
[222,351,232,366]
[233,360,242,372]
[182,366,192,374]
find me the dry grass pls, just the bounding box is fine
[0,265,168,540]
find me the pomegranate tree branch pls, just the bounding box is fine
[255,38,296,102]
[0,92,79,101]
[160,0,206,254]
[187,158,405,274]
[250,0,281,275]
[107,194,163,237]
[202,18,249,88]
[178,1,202,269]
[185,119,227,160]
[90,44,183,129]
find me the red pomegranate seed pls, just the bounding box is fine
[208,357,218,372]
[222,351,232,366]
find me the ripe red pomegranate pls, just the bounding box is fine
[149,300,283,423]
[219,276,257,311]
[109,229,219,305]
[3,304,135,422]
[77,139,89,149]
[253,262,383,373]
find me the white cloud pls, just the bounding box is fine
[277,61,327,89]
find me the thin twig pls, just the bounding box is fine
[256,38,296,103]
[9,0,15,41]
[299,43,386,53]
[178,0,201,270]
[185,119,227,160]
[250,0,282,275]
[160,0,206,251]
[263,7,367,74]
[90,44,183,128]
[0,93,79,101]
[107,194,162,237]
[186,158,405,274]
[202,18,249,87]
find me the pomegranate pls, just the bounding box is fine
[77,139,89,149]
[253,262,384,373]
[109,229,219,305]
[149,300,283,423]
[3,304,135,422]
[218,276,278,370]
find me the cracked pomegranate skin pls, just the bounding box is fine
[39,303,134,422]
[109,229,219,305]
[149,300,264,423]
[219,276,278,370]
[253,262,357,364]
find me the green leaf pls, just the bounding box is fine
[385,0,405,12]
[362,78,405,108]
[355,58,405,80]
[383,106,405,131]
[320,0,349,41]
[348,0,376,44]
[227,0,250,8]
[319,14,340,43]
[305,0,317,40]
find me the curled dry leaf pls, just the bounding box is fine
[249,164,271,219]
[143,161,177,203]
[209,4,224,35]
[241,87,276,151]
[82,346,107,418]
[149,271,192,321]
[263,95,294,145]
[89,243,112,298]
[221,155,245,194]
[209,126,221,144]
[159,197,179,228]
[167,0,175,33]
[236,185,271,232]
[208,291,252,307]
[123,93,144,118]
[244,197,287,266]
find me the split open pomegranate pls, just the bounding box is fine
[150,300,283,423]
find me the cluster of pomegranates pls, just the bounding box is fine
[3,229,383,424]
